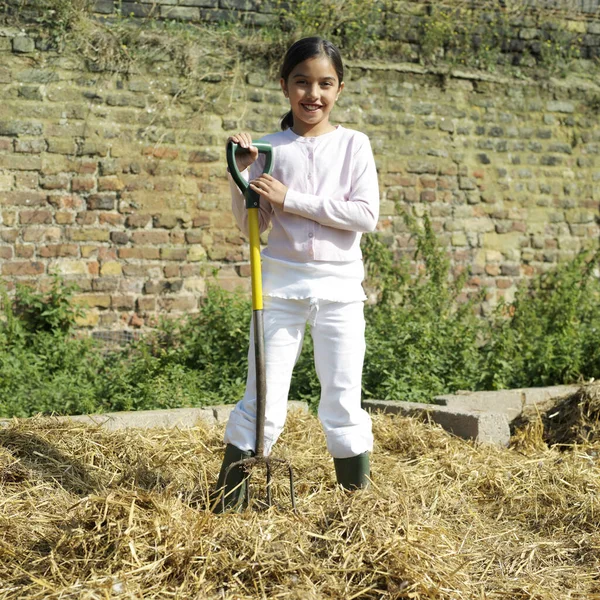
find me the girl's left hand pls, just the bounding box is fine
[249,174,288,209]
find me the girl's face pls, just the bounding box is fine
[280,56,344,137]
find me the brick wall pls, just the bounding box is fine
[0,21,599,339]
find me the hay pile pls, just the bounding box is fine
[1,387,600,599]
[515,381,600,448]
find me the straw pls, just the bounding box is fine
[1,385,599,599]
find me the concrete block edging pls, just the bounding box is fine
[0,385,580,446]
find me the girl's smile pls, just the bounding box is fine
[280,56,344,137]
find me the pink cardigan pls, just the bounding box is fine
[230,126,380,263]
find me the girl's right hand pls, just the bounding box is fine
[227,132,258,172]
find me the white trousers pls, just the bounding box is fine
[224,297,373,459]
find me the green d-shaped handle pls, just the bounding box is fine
[226,140,274,208]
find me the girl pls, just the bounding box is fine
[213,36,380,511]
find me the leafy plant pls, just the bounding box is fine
[0,231,599,418]
[480,250,600,390]
[12,274,82,335]
[362,214,484,402]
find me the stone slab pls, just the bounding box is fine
[363,400,511,446]
[0,401,310,431]
[434,384,581,423]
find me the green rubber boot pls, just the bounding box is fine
[211,444,254,513]
[334,452,370,490]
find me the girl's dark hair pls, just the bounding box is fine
[280,37,344,131]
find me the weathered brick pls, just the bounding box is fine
[2,261,45,276]
[38,244,79,258]
[79,139,109,157]
[15,172,40,189]
[0,246,13,259]
[497,279,514,290]
[42,175,70,190]
[72,177,95,192]
[92,276,119,292]
[153,215,179,229]
[546,101,575,113]
[170,231,186,245]
[76,211,98,226]
[14,139,46,154]
[189,149,220,163]
[68,229,111,242]
[501,263,521,276]
[188,246,207,262]
[158,296,198,312]
[75,294,111,308]
[15,244,34,258]
[80,245,97,259]
[118,247,160,260]
[75,310,100,327]
[163,264,180,278]
[98,176,124,191]
[0,119,43,136]
[181,264,202,277]
[98,248,118,261]
[47,138,77,155]
[55,260,89,275]
[146,280,183,294]
[130,231,169,245]
[214,266,250,293]
[136,297,156,313]
[0,154,42,171]
[87,194,115,210]
[99,213,124,226]
[47,195,83,210]
[160,5,200,19]
[142,146,179,160]
[0,172,13,190]
[122,265,149,278]
[236,264,252,278]
[111,295,135,310]
[2,191,47,206]
[100,261,123,276]
[183,277,207,294]
[70,161,98,175]
[160,247,187,261]
[110,231,129,245]
[19,210,53,225]
[126,214,152,228]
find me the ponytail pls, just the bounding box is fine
[281,110,294,131]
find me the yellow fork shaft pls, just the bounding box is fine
[248,208,263,311]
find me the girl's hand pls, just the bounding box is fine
[227,132,259,172]
[249,174,288,209]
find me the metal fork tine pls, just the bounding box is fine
[266,461,273,507]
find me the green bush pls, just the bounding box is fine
[362,214,485,403]
[97,286,252,411]
[0,278,104,417]
[0,227,599,418]
[479,251,600,390]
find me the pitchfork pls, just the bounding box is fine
[223,139,296,511]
